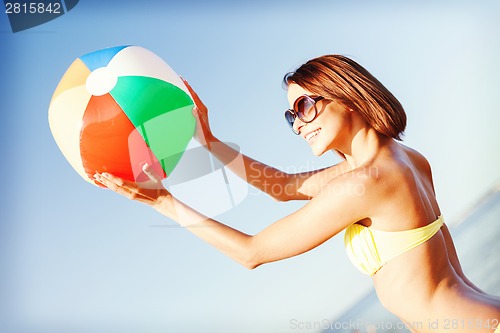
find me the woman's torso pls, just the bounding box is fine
[344,142,500,332]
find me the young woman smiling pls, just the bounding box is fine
[95,55,500,332]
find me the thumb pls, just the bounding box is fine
[142,162,161,183]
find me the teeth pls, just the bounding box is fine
[305,129,321,141]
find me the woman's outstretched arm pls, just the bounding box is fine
[95,167,374,269]
[185,79,352,201]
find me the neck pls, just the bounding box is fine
[336,124,393,169]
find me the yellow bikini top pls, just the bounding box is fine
[344,216,444,276]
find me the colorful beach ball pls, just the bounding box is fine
[48,45,195,187]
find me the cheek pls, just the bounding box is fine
[321,110,350,135]
[317,112,352,150]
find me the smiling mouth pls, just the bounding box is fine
[304,129,321,142]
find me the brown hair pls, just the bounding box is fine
[283,55,406,140]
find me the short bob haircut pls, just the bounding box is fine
[283,55,406,141]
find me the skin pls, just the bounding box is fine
[95,80,500,332]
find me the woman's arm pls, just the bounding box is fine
[185,79,352,201]
[198,135,351,201]
[95,168,373,269]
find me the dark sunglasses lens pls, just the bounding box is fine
[284,110,295,126]
[296,96,316,122]
[284,111,299,134]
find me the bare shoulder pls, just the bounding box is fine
[306,166,381,225]
[399,143,433,176]
[290,158,352,200]
[323,164,384,212]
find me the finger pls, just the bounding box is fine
[94,173,148,201]
[93,178,107,188]
[181,78,204,106]
[192,106,201,123]
[142,163,161,183]
[181,77,195,95]
[192,106,211,135]
[194,106,208,122]
[95,173,141,197]
[181,76,194,91]
[96,172,125,186]
[94,173,124,191]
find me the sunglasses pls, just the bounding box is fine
[284,95,325,135]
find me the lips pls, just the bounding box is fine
[304,128,321,142]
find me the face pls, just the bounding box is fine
[287,83,352,156]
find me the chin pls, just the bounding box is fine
[311,145,327,156]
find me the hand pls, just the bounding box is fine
[182,77,214,147]
[94,163,171,209]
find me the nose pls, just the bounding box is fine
[293,117,306,134]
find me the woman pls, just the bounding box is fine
[95,55,500,332]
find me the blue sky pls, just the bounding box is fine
[1,1,499,332]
